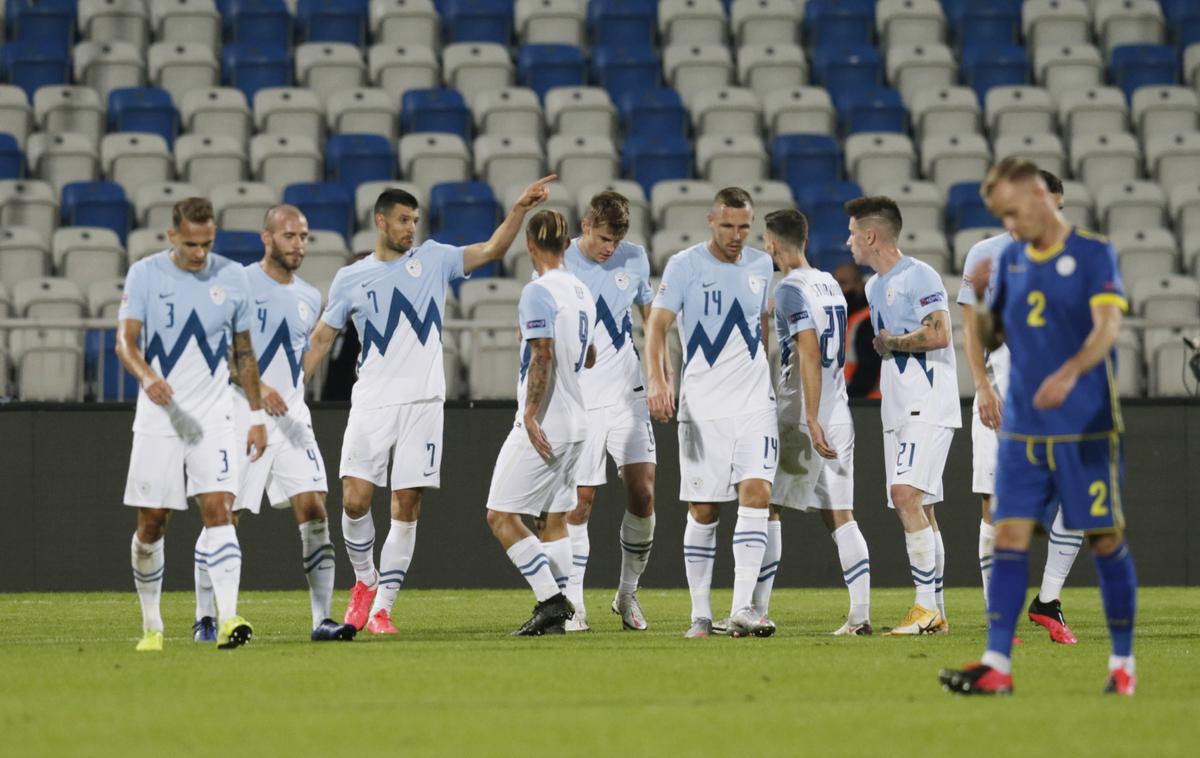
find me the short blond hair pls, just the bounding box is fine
[983,157,1042,199]
[526,209,570,253]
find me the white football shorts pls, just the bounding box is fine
[678,407,779,503]
[123,424,239,510]
[883,421,955,509]
[772,422,855,511]
[576,397,657,487]
[339,400,443,490]
[485,426,584,517]
[970,410,999,496]
[232,397,327,514]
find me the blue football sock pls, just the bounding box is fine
[1094,542,1137,658]
[984,548,1029,661]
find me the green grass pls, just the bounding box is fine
[1,587,1197,757]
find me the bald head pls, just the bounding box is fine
[263,203,306,233]
[260,204,309,275]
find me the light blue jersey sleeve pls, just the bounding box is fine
[321,268,352,330]
[653,254,688,313]
[957,244,987,307]
[229,264,252,333]
[634,248,654,306]
[118,259,148,322]
[911,262,950,321]
[776,282,815,336]
[519,283,557,340]
[432,241,467,282]
[986,242,1017,315]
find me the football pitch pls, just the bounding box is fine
[2,587,1197,757]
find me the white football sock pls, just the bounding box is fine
[618,511,655,595]
[204,524,242,624]
[541,537,572,594]
[731,506,769,614]
[979,519,995,611]
[506,535,560,602]
[371,519,417,615]
[833,520,871,624]
[1040,508,1083,603]
[683,513,718,622]
[981,650,1012,675]
[1109,655,1135,675]
[193,528,215,621]
[751,519,781,614]
[934,528,947,619]
[131,534,164,633]
[341,511,377,587]
[565,521,589,611]
[300,519,335,628]
[905,527,937,610]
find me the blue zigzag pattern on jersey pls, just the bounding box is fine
[595,296,634,353]
[359,288,442,367]
[876,312,934,386]
[257,319,304,386]
[519,341,532,382]
[686,299,760,367]
[144,310,227,377]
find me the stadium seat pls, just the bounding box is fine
[622,134,692,195]
[428,181,498,235]
[0,179,59,244]
[398,132,471,193]
[401,88,472,140]
[961,44,1029,101]
[877,180,944,232]
[369,43,441,102]
[254,88,324,145]
[590,44,661,103]
[839,87,907,135]
[576,179,649,238]
[134,181,203,229]
[907,86,980,142]
[771,134,841,192]
[325,133,396,194]
[180,88,252,147]
[227,0,292,49]
[354,180,426,235]
[804,0,875,48]
[282,183,354,240]
[807,232,853,271]
[84,325,138,400]
[25,133,98,194]
[444,0,514,45]
[12,276,85,319]
[662,44,734,103]
[1109,45,1179,101]
[517,44,586,100]
[0,133,23,180]
[885,43,957,106]
[952,227,1004,271]
[1095,180,1167,233]
[6,0,76,50]
[1169,182,1200,250]
[764,87,836,138]
[504,179,575,233]
[372,0,440,47]
[876,0,945,47]
[1113,328,1143,397]
[33,85,104,146]
[811,45,883,99]
[920,133,991,193]
[898,229,951,272]
[985,85,1057,139]
[946,183,1000,233]
[948,0,1020,49]
[250,134,323,195]
[74,41,145,105]
[1110,228,1179,282]
[442,42,515,105]
[80,0,149,50]
[544,86,617,138]
[472,87,543,140]
[295,43,366,101]
[1060,179,1095,228]
[107,88,178,148]
[1144,132,1200,193]
[304,229,350,260]
[690,86,760,137]
[296,0,369,45]
[1151,340,1192,397]
[695,134,767,187]
[1022,0,1091,49]
[60,181,129,243]
[1132,86,1200,139]
[0,86,32,149]
[222,44,292,102]
[51,227,124,290]
[1095,0,1165,56]
[844,133,916,194]
[650,227,705,272]
[993,133,1068,178]
[736,43,808,101]
[658,0,726,46]
[1034,43,1105,98]
[213,230,264,266]
[0,41,70,99]
[619,88,687,140]
[1058,86,1130,138]
[742,179,795,234]
[587,0,658,47]
[466,328,520,399]
[174,134,247,191]
[86,276,125,320]
[793,180,863,236]
[99,133,171,198]
[147,42,219,106]
[0,225,49,286]
[150,0,221,50]
[1070,131,1142,196]
[327,88,397,140]
[211,181,279,232]
[1131,274,1200,320]
[731,0,800,47]
[127,228,169,263]
[473,135,545,198]
[651,179,717,231]
[515,0,584,46]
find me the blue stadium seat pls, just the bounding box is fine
[518,45,586,100]
[6,0,75,51]
[435,228,499,291]
[771,135,841,194]
[947,0,1020,50]
[221,44,292,101]
[282,182,354,239]
[961,44,1028,101]
[401,88,472,140]
[804,0,875,48]
[85,329,138,401]
[946,182,999,233]
[587,0,657,47]
[61,182,131,244]
[838,87,907,135]
[1163,0,1200,49]
[325,134,397,194]
[1109,45,1179,101]
[807,232,853,272]
[0,41,70,99]
[107,88,179,148]
[228,0,293,49]
[811,45,883,99]
[0,133,23,179]
[793,181,863,236]
[296,0,368,45]
[428,181,498,235]
[619,88,688,140]
[444,0,514,45]
[215,230,265,266]
[622,134,692,195]
[591,45,661,103]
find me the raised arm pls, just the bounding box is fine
[116,318,172,405]
[645,307,677,422]
[462,174,555,274]
[522,337,556,460]
[304,321,339,383]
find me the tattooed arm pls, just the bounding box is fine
[229,336,287,415]
[234,330,268,461]
[523,337,555,460]
[874,310,951,356]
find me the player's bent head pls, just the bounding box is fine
[1038,168,1065,210]
[764,208,809,255]
[982,157,1056,236]
[583,190,630,240]
[526,209,571,256]
[168,197,216,270]
[982,157,1044,200]
[843,195,903,241]
[707,187,754,255]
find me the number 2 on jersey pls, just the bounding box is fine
[1027,290,1047,327]
[819,305,848,368]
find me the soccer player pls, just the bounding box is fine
[959,170,1082,644]
[304,176,554,634]
[116,197,267,651]
[940,159,1137,696]
[559,191,660,632]
[645,187,778,639]
[765,209,873,636]
[485,210,596,636]
[192,205,356,643]
[846,195,961,635]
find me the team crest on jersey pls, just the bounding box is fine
[406,258,423,278]
[209,284,226,305]
[297,300,311,322]
[614,271,631,290]
[749,275,764,294]
[1056,255,1076,277]
[885,287,895,305]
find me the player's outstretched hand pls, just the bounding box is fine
[1033,365,1077,410]
[514,174,557,210]
[524,415,554,461]
[972,257,993,302]
[808,418,837,460]
[873,329,893,358]
[648,378,675,423]
[978,383,1003,430]
[246,423,267,462]
[142,375,173,405]
[261,384,288,416]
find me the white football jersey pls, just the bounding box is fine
[956,231,1012,399]
[773,268,853,429]
[865,256,962,431]
[516,267,597,443]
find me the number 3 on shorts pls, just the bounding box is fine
[1088,480,1108,517]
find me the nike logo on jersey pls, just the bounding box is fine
[255,298,269,305]
[702,281,716,288]
[158,293,173,299]
[216,476,231,482]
